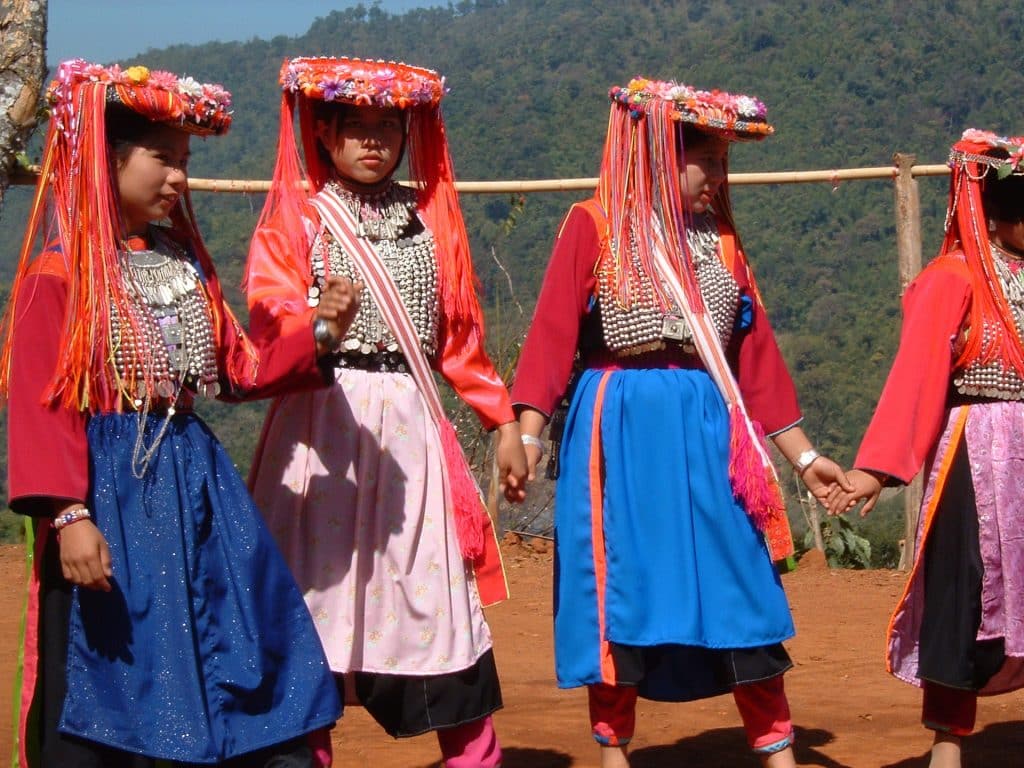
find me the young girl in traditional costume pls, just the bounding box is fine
[512,78,851,768]
[244,57,527,768]
[2,59,355,767]
[829,130,1024,768]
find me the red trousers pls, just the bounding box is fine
[588,676,793,754]
[309,715,500,767]
[921,681,977,737]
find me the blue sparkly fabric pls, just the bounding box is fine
[59,413,340,763]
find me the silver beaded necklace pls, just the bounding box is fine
[309,182,441,361]
[597,211,741,355]
[112,229,221,476]
[325,179,416,241]
[953,244,1024,400]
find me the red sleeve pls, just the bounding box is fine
[510,205,600,417]
[7,264,89,516]
[727,267,802,435]
[246,219,318,338]
[435,317,515,430]
[217,296,325,401]
[220,219,326,400]
[855,258,972,484]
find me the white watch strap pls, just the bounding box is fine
[521,434,546,456]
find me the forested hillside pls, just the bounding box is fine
[2,0,1022,554]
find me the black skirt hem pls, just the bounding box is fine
[347,647,503,738]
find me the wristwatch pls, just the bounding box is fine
[794,448,821,475]
[312,317,342,352]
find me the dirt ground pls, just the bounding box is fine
[0,542,1021,768]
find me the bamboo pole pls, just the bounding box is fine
[9,162,952,193]
[893,153,924,570]
[186,163,951,193]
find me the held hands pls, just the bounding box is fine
[826,468,883,517]
[314,276,362,355]
[495,422,528,504]
[799,456,854,511]
[59,520,113,592]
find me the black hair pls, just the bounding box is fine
[310,100,353,126]
[310,101,352,170]
[983,161,1024,223]
[105,103,162,162]
[678,122,718,151]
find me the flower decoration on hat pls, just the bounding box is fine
[47,58,232,140]
[281,57,445,109]
[951,129,1024,179]
[609,77,773,141]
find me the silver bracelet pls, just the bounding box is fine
[521,433,546,457]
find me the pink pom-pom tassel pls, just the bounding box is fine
[440,419,485,559]
[727,406,785,531]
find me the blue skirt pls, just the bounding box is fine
[59,413,340,763]
[554,368,794,693]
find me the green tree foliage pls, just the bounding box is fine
[2,0,1023,551]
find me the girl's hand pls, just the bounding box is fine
[521,439,543,481]
[59,520,113,592]
[495,422,528,504]
[826,469,883,517]
[315,276,362,353]
[517,409,548,482]
[800,456,853,506]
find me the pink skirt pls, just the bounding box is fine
[249,366,493,676]
[888,401,1024,694]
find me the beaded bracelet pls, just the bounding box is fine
[53,507,92,530]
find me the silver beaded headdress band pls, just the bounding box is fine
[949,129,1024,179]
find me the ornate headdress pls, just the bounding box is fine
[0,59,239,410]
[943,128,1024,379]
[948,129,1024,177]
[49,59,232,138]
[251,56,483,330]
[281,57,444,110]
[609,77,773,142]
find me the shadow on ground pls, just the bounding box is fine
[880,720,1024,768]
[414,746,573,768]
[630,726,852,768]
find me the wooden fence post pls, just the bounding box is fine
[893,153,923,570]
